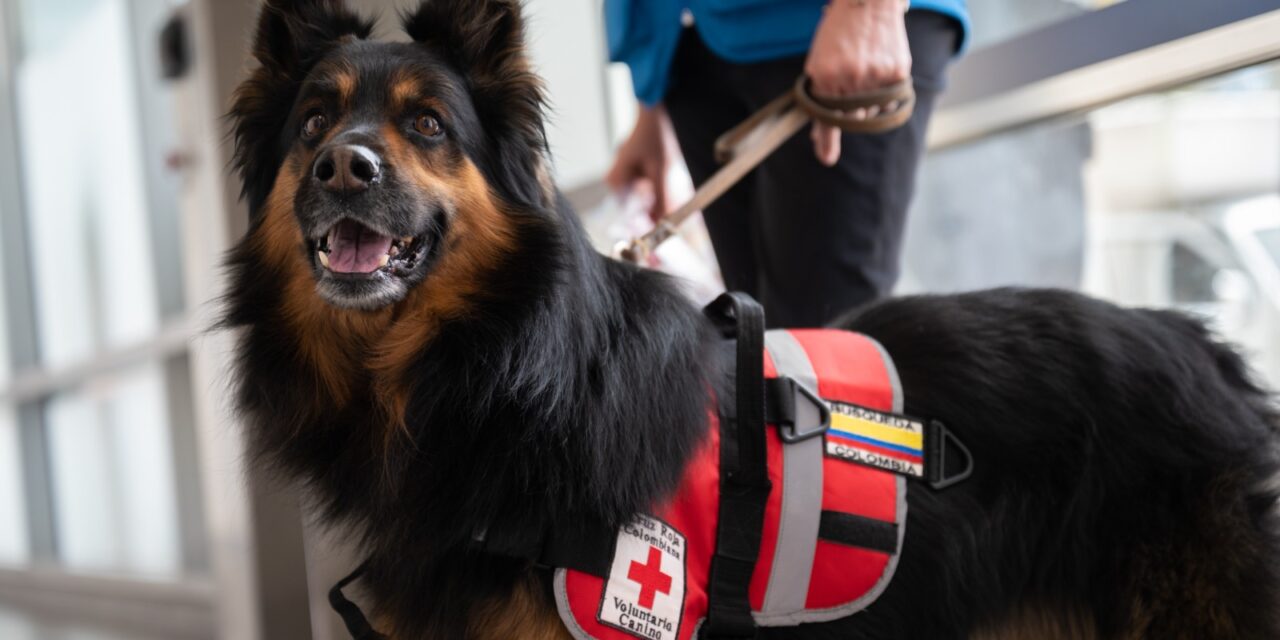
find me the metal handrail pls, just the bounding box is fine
[930,2,1280,149]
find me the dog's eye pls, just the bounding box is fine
[302,113,329,139]
[414,113,442,137]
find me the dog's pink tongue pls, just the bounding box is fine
[327,219,393,273]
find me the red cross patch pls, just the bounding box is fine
[598,514,686,640]
[628,546,673,609]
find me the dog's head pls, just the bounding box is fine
[225,8,718,623]
[230,0,550,311]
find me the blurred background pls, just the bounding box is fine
[0,0,1275,638]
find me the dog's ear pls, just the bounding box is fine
[231,0,374,217]
[403,0,552,209]
[251,0,372,77]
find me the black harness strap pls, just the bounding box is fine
[702,293,771,639]
[329,562,387,640]
[817,510,899,555]
[328,516,616,640]
[323,291,965,639]
[537,519,617,578]
[473,517,616,578]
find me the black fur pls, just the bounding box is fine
[231,0,375,215]
[822,290,1280,638]
[401,0,551,209]
[226,3,716,635]
[225,1,1280,638]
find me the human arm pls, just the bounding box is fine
[605,103,681,222]
[806,0,912,166]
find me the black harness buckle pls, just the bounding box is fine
[768,376,832,444]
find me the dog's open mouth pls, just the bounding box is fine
[315,219,428,276]
[307,217,438,310]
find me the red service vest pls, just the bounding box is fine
[555,329,915,639]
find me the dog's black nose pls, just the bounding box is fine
[313,145,382,194]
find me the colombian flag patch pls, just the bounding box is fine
[824,401,926,479]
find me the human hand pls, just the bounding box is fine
[804,0,912,166]
[605,104,680,222]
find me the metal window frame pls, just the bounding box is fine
[125,0,189,321]
[0,567,216,639]
[0,2,313,638]
[0,0,57,567]
[0,0,216,634]
[176,0,315,638]
[930,0,1280,149]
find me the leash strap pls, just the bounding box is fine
[329,562,388,640]
[617,77,915,264]
[702,293,771,639]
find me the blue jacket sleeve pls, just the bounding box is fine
[607,0,970,106]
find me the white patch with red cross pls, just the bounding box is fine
[597,514,686,640]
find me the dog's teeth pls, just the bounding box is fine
[389,245,400,257]
[401,236,414,244]
[378,253,390,268]
[318,251,330,268]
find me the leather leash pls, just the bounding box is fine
[615,76,915,264]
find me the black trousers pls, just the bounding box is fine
[664,11,960,327]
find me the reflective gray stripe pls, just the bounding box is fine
[757,330,825,622]
[553,569,596,640]
[553,333,911,636]
[756,333,910,627]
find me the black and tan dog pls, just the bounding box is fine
[224,1,1280,638]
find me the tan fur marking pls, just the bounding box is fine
[254,159,393,409]
[390,75,421,111]
[335,69,356,108]
[369,575,568,640]
[370,126,516,438]
[311,58,358,110]
[388,69,453,119]
[251,112,515,453]
[469,573,573,640]
[971,605,1099,640]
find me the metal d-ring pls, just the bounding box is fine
[779,378,832,444]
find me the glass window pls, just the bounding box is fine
[0,0,201,582]
[0,191,29,566]
[906,116,1091,293]
[14,0,162,368]
[0,248,9,390]
[1170,242,1220,304]
[0,408,28,566]
[1258,228,1280,268]
[910,59,1280,387]
[968,0,1130,49]
[45,362,181,577]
